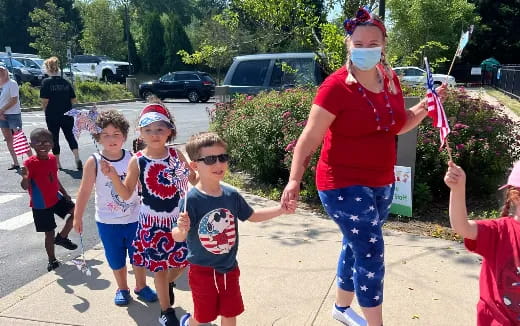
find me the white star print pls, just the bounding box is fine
[333,213,339,218]
[387,204,392,209]
[371,219,379,226]
[342,260,346,264]
[349,215,359,221]
[369,237,378,244]
[355,197,362,202]
[350,276,354,280]
[351,228,359,234]
[342,245,347,250]
[368,205,375,211]
[366,272,375,279]
[360,285,368,291]
[384,196,389,200]
[380,253,384,258]
[338,277,344,283]
[374,295,380,301]
[338,196,344,201]
[351,267,356,273]
[366,253,372,258]
[348,243,353,248]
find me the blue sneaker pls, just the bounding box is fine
[134,285,158,302]
[114,289,131,305]
[179,313,191,326]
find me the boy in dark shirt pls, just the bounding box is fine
[21,128,77,271]
[173,132,296,326]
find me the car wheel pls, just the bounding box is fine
[200,96,210,103]
[187,90,200,103]
[142,90,154,100]
[15,75,22,85]
[102,70,114,83]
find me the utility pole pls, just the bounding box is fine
[379,0,386,20]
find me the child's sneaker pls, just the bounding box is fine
[54,234,78,250]
[158,308,178,326]
[332,304,367,326]
[180,313,191,326]
[47,259,60,272]
[114,289,132,305]
[134,285,158,302]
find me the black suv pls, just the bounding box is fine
[0,57,45,85]
[139,71,216,103]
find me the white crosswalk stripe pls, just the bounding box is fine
[0,211,33,230]
[0,193,23,204]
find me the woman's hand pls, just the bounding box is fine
[436,83,448,103]
[73,217,83,234]
[281,180,301,209]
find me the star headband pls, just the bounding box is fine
[343,7,387,37]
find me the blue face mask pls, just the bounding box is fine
[350,47,382,71]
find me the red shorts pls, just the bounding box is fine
[188,264,244,323]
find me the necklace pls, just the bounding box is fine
[355,73,396,132]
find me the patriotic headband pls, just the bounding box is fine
[138,112,175,129]
[343,7,387,37]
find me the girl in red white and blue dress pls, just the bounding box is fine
[101,104,197,326]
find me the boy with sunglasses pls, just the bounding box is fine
[20,128,77,272]
[174,132,297,326]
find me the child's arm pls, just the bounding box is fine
[248,200,297,222]
[73,157,96,234]
[444,161,478,240]
[58,179,72,201]
[20,166,29,190]
[172,211,190,242]
[100,156,139,200]
[177,150,198,185]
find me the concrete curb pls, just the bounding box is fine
[21,98,141,113]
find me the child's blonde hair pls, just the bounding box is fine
[185,132,227,161]
[44,56,60,74]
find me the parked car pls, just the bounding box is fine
[393,66,456,87]
[0,62,14,80]
[14,56,46,76]
[139,71,216,103]
[72,55,131,82]
[62,67,97,82]
[222,52,325,95]
[0,57,45,85]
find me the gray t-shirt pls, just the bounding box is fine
[0,79,21,114]
[179,185,254,273]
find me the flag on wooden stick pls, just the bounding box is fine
[13,129,31,156]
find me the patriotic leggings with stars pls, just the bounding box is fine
[318,183,395,308]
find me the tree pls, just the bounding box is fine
[387,0,478,68]
[140,11,165,74]
[465,0,520,64]
[28,0,73,68]
[78,0,125,58]
[163,14,193,72]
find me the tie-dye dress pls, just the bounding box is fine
[132,147,188,272]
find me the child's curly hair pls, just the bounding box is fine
[93,109,130,141]
[502,187,520,217]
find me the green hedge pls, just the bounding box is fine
[210,87,520,209]
[18,81,133,108]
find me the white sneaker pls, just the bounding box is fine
[332,304,367,326]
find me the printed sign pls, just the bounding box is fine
[5,46,11,57]
[390,166,413,217]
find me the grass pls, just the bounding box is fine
[484,87,520,117]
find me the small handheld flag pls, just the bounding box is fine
[167,152,190,212]
[424,57,451,153]
[64,105,102,152]
[13,129,31,156]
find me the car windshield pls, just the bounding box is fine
[33,59,44,67]
[201,74,215,83]
[0,58,24,68]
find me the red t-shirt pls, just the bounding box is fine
[313,66,407,191]
[464,217,520,325]
[24,154,61,209]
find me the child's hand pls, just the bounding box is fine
[20,167,28,178]
[281,200,297,214]
[100,159,118,179]
[444,161,466,191]
[178,212,190,233]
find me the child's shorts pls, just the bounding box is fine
[0,113,22,130]
[96,221,138,270]
[188,264,244,323]
[32,197,75,232]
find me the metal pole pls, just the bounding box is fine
[379,0,386,20]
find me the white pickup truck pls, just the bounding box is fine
[393,66,456,87]
[71,55,131,82]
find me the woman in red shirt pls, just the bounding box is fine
[281,8,447,326]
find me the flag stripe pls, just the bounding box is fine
[13,130,30,156]
[424,57,450,149]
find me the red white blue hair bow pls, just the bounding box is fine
[343,7,387,37]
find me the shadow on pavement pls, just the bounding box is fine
[60,168,83,180]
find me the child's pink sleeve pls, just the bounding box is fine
[464,219,499,258]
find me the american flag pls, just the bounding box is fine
[424,57,450,149]
[13,129,30,156]
[168,153,189,198]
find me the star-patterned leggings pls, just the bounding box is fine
[319,183,395,308]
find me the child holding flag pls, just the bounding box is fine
[20,128,77,272]
[445,160,520,324]
[73,109,157,306]
[100,104,196,326]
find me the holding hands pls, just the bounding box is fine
[280,199,297,214]
[281,180,300,210]
[444,161,466,191]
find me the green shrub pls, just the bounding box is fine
[19,82,40,107]
[211,86,520,211]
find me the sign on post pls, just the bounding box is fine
[67,48,72,61]
[390,166,413,217]
[5,46,11,57]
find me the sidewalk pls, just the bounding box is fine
[0,192,480,326]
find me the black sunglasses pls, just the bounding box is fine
[195,154,230,165]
